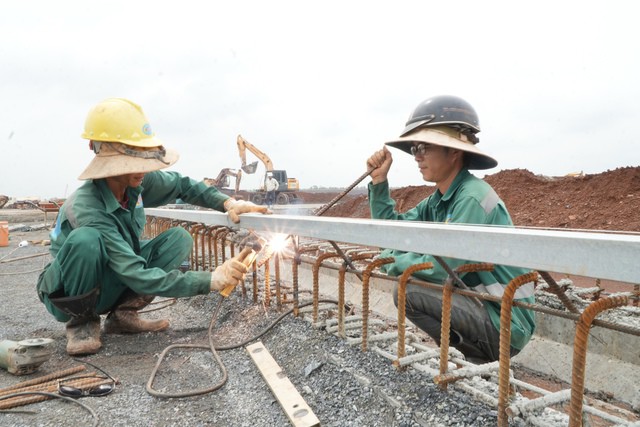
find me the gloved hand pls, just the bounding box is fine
[224,199,271,224]
[210,247,253,292]
[366,146,393,185]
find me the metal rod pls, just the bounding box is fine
[314,169,372,217]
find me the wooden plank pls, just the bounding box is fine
[246,341,320,427]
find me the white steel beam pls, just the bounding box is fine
[145,208,640,284]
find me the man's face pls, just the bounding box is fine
[113,173,146,188]
[411,143,458,184]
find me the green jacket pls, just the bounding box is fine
[369,169,536,350]
[41,171,229,298]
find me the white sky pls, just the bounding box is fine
[1,1,639,199]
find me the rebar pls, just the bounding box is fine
[396,262,433,366]
[264,257,271,307]
[0,376,112,410]
[538,270,580,314]
[439,263,495,390]
[212,227,229,269]
[361,257,394,351]
[337,253,373,338]
[275,253,282,310]
[189,224,205,271]
[252,261,258,302]
[313,169,372,217]
[498,271,539,427]
[434,361,500,386]
[439,277,454,390]
[569,295,629,427]
[312,252,341,322]
[0,366,86,395]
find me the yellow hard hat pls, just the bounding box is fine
[81,98,163,148]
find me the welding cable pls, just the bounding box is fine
[146,298,340,398]
[0,391,99,426]
[138,297,177,314]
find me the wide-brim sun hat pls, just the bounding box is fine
[78,141,179,180]
[385,126,497,170]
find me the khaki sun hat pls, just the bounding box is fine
[78,141,179,180]
[385,125,497,170]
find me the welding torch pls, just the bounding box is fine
[219,241,263,298]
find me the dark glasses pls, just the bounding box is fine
[58,381,115,398]
[58,358,117,398]
[410,142,437,157]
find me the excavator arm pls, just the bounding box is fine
[237,134,274,173]
[204,168,242,194]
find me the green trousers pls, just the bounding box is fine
[38,227,190,322]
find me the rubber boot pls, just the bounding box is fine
[49,288,102,356]
[104,293,169,334]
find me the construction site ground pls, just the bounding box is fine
[1,167,639,426]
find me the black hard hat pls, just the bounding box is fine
[386,95,497,170]
[400,95,480,137]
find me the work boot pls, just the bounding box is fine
[66,315,102,355]
[48,288,102,356]
[104,293,169,334]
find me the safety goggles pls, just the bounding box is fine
[58,358,117,398]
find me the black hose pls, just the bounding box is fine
[146,297,339,398]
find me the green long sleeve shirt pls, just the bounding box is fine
[369,169,536,350]
[42,171,230,298]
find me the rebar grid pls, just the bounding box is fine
[142,216,639,425]
[569,295,629,427]
[498,271,540,427]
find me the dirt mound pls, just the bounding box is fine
[322,167,640,232]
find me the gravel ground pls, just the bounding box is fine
[1,215,638,427]
[0,221,506,427]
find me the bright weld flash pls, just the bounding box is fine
[268,233,289,253]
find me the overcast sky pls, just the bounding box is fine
[1,1,638,199]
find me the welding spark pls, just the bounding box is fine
[268,233,289,253]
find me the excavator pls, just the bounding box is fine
[203,168,242,196]
[236,134,301,205]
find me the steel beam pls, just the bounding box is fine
[145,208,640,284]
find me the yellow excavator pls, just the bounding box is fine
[203,168,242,195]
[236,134,301,205]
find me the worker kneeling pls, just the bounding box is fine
[366,95,536,363]
[36,98,268,356]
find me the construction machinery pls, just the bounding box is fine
[236,135,302,205]
[204,168,243,197]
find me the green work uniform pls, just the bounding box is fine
[368,169,536,350]
[37,171,230,322]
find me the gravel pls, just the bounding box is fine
[1,216,638,426]
[0,223,505,427]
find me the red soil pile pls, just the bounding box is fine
[320,167,640,233]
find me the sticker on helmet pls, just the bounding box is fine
[142,123,152,135]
